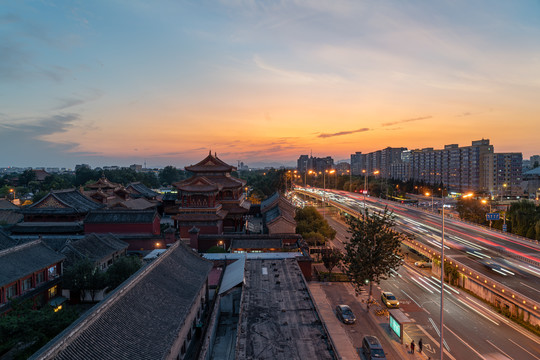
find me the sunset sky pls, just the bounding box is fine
[1,1,539,168]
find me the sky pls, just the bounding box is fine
[1,0,539,169]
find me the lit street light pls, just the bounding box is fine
[425,191,434,212]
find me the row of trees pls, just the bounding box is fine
[456,198,540,240]
[0,166,196,202]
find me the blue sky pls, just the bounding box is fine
[1,1,539,168]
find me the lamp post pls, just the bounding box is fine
[348,169,352,192]
[9,188,15,203]
[440,187,445,360]
[481,198,492,228]
[322,169,336,218]
[425,191,434,212]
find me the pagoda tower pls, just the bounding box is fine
[172,152,250,238]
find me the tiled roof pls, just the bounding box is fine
[84,209,158,224]
[0,199,19,210]
[114,198,157,210]
[60,233,128,266]
[0,209,23,225]
[126,182,159,198]
[31,242,212,360]
[0,240,65,287]
[185,152,235,173]
[10,222,84,234]
[260,192,280,212]
[26,189,105,213]
[0,228,17,251]
[174,176,221,192]
[86,177,121,189]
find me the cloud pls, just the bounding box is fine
[381,116,432,127]
[318,128,370,138]
[253,55,344,84]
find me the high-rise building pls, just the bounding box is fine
[482,153,523,197]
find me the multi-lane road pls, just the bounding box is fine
[295,188,540,359]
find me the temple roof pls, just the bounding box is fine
[174,176,222,193]
[0,240,65,287]
[85,209,159,224]
[126,182,159,199]
[0,228,17,251]
[86,176,121,190]
[173,209,227,222]
[185,151,235,173]
[10,222,84,235]
[60,233,129,267]
[26,189,105,213]
[31,242,212,360]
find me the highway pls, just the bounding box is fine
[323,213,540,360]
[298,187,540,302]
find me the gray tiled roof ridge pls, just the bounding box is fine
[0,238,42,257]
[30,241,185,360]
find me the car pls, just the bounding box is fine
[414,261,432,268]
[362,335,386,359]
[335,304,356,324]
[381,292,399,308]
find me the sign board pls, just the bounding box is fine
[502,224,507,232]
[486,213,500,221]
[389,315,401,339]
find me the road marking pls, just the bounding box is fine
[456,298,499,326]
[486,340,513,360]
[520,281,540,293]
[444,325,485,360]
[417,324,457,360]
[401,289,421,308]
[508,338,540,359]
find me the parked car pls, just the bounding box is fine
[414,261,432,268]
[362,335,386,359]
[381,291,399,308]
[335,304,356,324]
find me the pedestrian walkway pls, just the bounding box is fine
[309,281,432,360]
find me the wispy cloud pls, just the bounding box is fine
[318,128,370,138]
[381,116,432,127]
[253,55,344,83]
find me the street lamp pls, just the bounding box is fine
[425,192,434,212]
[9,188,15,203]
[439,187,446,360]
[321,169,336,218]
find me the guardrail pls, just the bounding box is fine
[295,188,540,325]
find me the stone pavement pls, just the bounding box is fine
[309,281,433,360]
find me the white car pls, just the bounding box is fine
[414,261,432,268]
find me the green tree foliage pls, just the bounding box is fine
[239,169,286,200]
[18,169,36,187]
[0,300,82,359]
[206,245,227,253]
[321,248,342,275]
[295,206,336,242]
[158,166,186,185]
[508,200,539,237]
[75,166,100,186]
[455,197,488,225]
[303,231,326,246]
[62,258,102,302]
[105,256,142,289]
[343,208,407,308]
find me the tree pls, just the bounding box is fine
[322,248,342,276]
[105,256,142,289]
[343,208,408,309]
[62,258,96,302]
[295,206,336,240]
[159,166,182,185]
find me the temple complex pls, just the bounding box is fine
[172,152,250,238]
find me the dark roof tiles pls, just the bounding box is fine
[31,242,212,360]
[84,209,158,224]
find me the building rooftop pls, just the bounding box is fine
[31,241,213,360]
[235,258,335,360]
[84,209,158,224]
[0,239,65,287]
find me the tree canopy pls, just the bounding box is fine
[342,208,407,308]
[295,206,336,246]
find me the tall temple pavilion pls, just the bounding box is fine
[172,152,250,238]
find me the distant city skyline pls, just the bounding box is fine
[1,1,539,168]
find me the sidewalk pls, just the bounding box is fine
[309,282,432,360]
